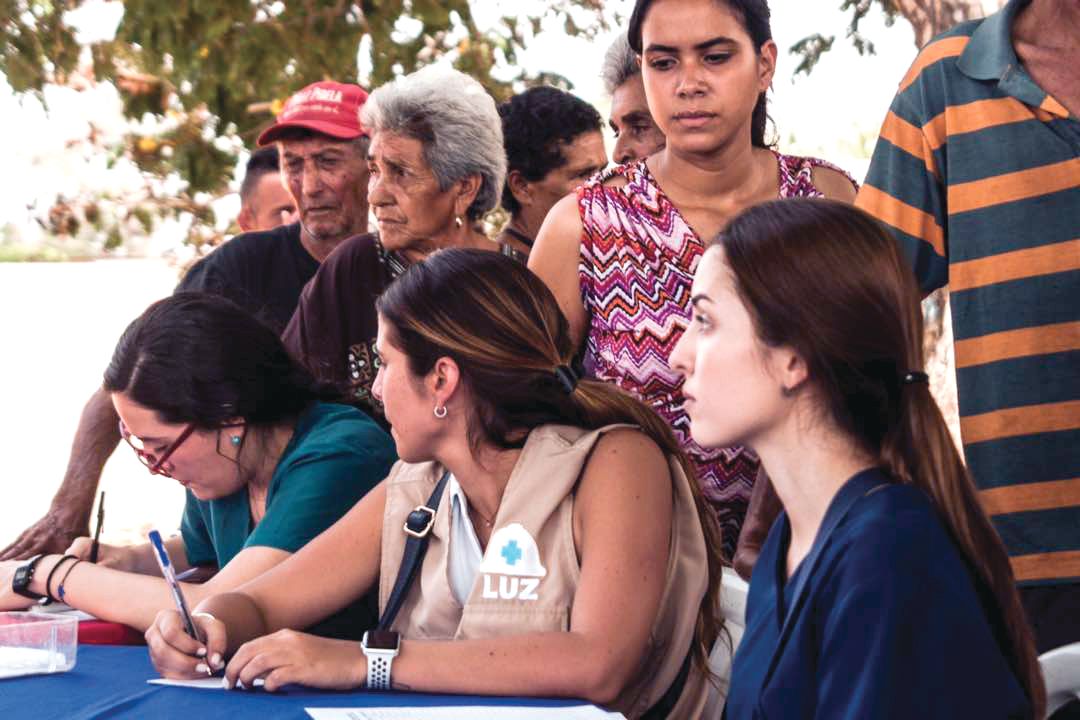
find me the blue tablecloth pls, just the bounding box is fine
[0,645,604,720]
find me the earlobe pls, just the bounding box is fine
[455,173,483,218]
[758,40,778,91]
[782,349,809,394]
[237,208,254,233]
[507,170,532,208]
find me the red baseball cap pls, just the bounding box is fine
[257,81,369,146]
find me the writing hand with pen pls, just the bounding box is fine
[146,610,368,692]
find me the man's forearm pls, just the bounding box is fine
[48,387,121,528]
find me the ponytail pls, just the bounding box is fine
[882,378,1046,718]
[718,199,1045,717]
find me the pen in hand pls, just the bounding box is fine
[148,529,213,676]
[89,491,105,564]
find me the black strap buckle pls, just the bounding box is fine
[403,505,436,538]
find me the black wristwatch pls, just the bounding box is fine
[12,554,46,600]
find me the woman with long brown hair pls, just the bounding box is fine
[144,249,724,718]
[671,199,1044,718]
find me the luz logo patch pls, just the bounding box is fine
[479,523,546,602]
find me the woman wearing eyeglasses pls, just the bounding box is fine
[0,293,396,636]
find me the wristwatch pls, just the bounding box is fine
[360,630,400,690]
[12,554,46,600]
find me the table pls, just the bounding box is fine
[0,645,616,720]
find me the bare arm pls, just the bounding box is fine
[215,431,675,704]
[145,481,388,677]
[2,537,289,632]
[812,166,858,204]
[0,388,118,560]
[382,429,673,703]
[529,194,589,351]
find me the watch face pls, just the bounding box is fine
[365,630,400,651]
[13,565,31,588]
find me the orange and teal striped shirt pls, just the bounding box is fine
[857,0,1080,586]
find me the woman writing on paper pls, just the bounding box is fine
[0,293,395,636]
[146,249,725,718]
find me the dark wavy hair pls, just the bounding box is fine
[628,0,773,148]
[103,293,328,430]
[376,247,725,675]
[498,86,603,214]
[716,199,1045,717]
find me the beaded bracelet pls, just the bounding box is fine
[56,560,82,604]
[44,555,78,603]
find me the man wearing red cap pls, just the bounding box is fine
[0,81,375,562]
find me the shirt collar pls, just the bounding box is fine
[956,0,1026,81]
[955,0,1053,110]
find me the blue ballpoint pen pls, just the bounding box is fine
[148,530,212,675]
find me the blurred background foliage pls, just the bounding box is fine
[0,0,606,254]
[0,0,997,257]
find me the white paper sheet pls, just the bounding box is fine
[305,705,624,719]
[148,677,264,689]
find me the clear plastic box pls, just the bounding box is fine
[0,611,78,679]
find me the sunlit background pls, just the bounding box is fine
[0,0,968,546]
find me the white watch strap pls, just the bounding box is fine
[365,649,394,690]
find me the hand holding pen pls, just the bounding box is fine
[148,530,220,677]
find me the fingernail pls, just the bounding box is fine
[221,677,231,690]
[210,653,222,668]
[196,647,207,657]
[195,663,209,674]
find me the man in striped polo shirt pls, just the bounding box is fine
[858,0,1079,655]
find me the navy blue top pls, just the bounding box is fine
[724,468,1031,719]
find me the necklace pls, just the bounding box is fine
[469,503,496,528]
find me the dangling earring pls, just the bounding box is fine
[454,216,463,229]
[433,405,448,419]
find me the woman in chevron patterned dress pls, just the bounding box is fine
[530,0,857,559]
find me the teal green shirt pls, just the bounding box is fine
[180,402,395,637]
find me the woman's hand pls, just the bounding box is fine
[145,609,227,679]
[0,560,38,611]
[224,629,367,692]
[66,537,133,571]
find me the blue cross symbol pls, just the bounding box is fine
[501,539,522,566]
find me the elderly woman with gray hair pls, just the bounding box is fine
[601,32,665,165]
[282,66,508,411]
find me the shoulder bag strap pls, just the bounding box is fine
[377,471,451,631]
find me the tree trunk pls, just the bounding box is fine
[890,0,1003,47]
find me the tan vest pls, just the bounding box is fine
[378,424,709,719]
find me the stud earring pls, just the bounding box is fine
[454,216,463,229]
[433,405,448,419]
[230,435,242,447]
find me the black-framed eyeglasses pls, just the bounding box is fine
[118,420,197,478]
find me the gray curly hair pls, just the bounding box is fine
[600,32,639,96]
[361,66,506,220]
